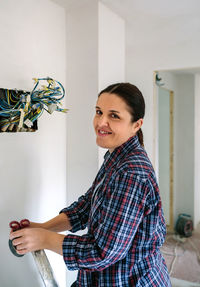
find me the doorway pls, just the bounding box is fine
[154,68,200,230]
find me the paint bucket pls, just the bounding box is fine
[175,213,193,237]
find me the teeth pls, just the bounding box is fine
[99,130,110,134]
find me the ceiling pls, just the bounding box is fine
[51,0,200,49]
[51,0,200,74]
[51,0,200,21]
[100,0,200,18]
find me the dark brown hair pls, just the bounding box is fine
[99,83,145,147]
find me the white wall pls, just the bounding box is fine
[126,16,200,162]
[98,2,125,91]
[65,0,125,207]
[65,1,99,207]
[0,1,67,286]
[65,2,99,284]
[126,13,200,227]
[65,2,125,286]
[194,74,200,226]
[0,1,124,286]
[98,2,125,166]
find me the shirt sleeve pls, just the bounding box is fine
[60,186,93,233]
[62,171,151,271]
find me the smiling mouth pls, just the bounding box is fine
[98,129,112,135]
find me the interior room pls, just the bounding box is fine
[155,68,200,286]
[1,0,200,286]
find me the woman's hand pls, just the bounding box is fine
[29,213,72,232]
[28,222,44,229]
[9,228,65,256]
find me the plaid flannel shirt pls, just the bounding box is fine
[60,135,171,286]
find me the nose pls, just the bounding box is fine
[97,115,109,127]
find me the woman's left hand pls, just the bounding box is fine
[9,228,65,256]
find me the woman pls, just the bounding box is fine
[10,83,171,286]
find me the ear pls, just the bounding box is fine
[132,118,143,134]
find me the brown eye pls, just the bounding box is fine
[111,113,120,119]
[96,110,102,115]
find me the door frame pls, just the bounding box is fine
[153,72,174,231]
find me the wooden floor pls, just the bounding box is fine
[161,224,200,285]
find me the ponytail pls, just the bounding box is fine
[137,128,144,147]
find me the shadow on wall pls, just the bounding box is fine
[0,134,43,287]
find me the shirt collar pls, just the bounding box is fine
[103,135,141,171]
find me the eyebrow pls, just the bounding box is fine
[95,106,120,113]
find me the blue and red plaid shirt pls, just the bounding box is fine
[60,135,171,286]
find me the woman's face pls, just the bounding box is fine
[93,92,143,153]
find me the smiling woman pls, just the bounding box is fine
[10,82,171,287]
[93,92,143,153]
